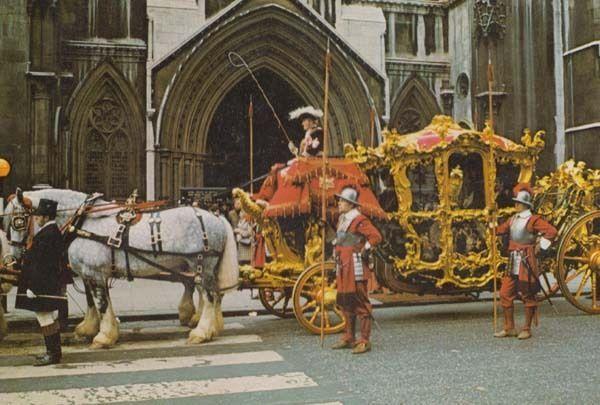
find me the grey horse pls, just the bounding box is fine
[3,189,239,348]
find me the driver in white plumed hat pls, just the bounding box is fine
[288,106,324,157]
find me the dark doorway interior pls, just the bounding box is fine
[204,69,305,188]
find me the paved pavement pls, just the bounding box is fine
[3,279,268,326]
[1,298,599,404]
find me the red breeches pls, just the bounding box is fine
[500,275,538,308]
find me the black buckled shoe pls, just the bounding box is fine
[33,352,61,367]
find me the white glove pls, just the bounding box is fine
[288,141,299,156]
[26,289,36,299]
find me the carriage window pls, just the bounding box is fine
[407,163,439,211]
[378,168,398,213]
[411,219,441,263]
[448,153,485,209]
[452,220,487,256]
[496,162,520,208]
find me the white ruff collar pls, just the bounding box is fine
[516,209,532,219]
[337,208,361,232]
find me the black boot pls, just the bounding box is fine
[35,335,51,360]
[34,331,61,367]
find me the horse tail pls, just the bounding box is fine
[217,215,239,292]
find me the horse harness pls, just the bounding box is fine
[66,197,222,292]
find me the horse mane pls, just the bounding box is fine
[22,189,116,219]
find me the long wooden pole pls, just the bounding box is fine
[369,108,376,147]
[249,97,254,194]
[487,46,498,333]
[320,39,331,347]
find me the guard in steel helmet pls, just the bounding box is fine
[494,183,557,340]
[332,187,382,354]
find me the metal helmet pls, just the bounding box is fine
[512,190,533,207]
[336,187,360,206]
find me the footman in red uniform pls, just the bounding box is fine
[494,183,557,340]
[332,187,382,354]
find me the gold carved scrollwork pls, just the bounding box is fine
[345,115,549,290]
[232,188,304,289]
[303,219,323,268]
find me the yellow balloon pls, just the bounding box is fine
[0,158,11,178]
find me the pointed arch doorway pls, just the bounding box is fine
[151,0,386,201]
[204,69,304,188]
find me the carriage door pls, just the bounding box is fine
[447,152,487,266]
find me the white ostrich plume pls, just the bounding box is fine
[288,106,324,121]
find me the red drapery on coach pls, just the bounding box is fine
[252,157,386,221]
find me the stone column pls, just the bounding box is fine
[31,81,51,184]
[388,12,396,57]
[435,14,443,54]
[552,0,566,166]
[417,14,426,58]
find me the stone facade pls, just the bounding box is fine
[0,0,597,200]
[0,0,29,195]
[563,0,600,168]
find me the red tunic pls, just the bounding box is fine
[496,213,557,279]
[335,213,382,305]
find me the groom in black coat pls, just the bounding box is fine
[15,198,65,366]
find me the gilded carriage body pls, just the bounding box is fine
[234,115,599,334]
[346,116,545,293]
[346,115,600,312]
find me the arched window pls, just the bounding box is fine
[83,95,132,198]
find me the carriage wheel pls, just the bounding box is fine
[557,211,600,314]
[258,287,294,318]
[292,262,345,335]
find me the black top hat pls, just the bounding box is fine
[33,198,58,218]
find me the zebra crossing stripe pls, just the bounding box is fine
[0,334,262,358]
[0,350,283,380]
[120,322,245,334]
[0,372,317,404]
[72,334,262,354]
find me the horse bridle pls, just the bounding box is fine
[5,198,32,250]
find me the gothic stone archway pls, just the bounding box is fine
[152,0,386,200]
[390,76,441,134]
[65,61,145,199]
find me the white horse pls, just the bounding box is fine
[3,189,239,348]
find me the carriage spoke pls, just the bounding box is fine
[309,307,320,324]
[563,256,589,264]
[573,236,590,255]
[322,308,331,328]
[564,267,586,285]
[301,300,317,312]
[592,272,597,309]
[575,269,592,300]
[271,292,285,307]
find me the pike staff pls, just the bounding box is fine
[487,47,499,333]
[320,39,332,347]
[249,96,254,194]
[369,108,376,148]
